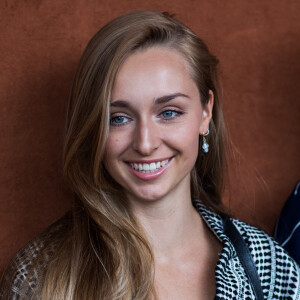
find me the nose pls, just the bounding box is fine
[132,118,160,156]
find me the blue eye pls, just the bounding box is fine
[110,116,129,126]
[160,110,181,120]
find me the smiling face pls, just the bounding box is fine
[103,47,213,204]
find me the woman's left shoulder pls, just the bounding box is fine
[232,218,300,299]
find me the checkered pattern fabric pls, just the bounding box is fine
[194,200,300,299]
[1,202,300,299]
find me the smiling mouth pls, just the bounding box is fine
[128,158,170,173]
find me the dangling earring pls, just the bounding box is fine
[201,130,209,155]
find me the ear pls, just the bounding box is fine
[199,90,214,134]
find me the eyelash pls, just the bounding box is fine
[109,109,184,127]
[110,115,130,127]
[159,109,184,121]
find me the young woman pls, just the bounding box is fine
[1,10,299,300]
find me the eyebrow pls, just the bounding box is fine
[110,92,190,107]
[154,92,190,105]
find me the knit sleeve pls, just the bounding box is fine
[0,214,70,300]
[0,238,46,299]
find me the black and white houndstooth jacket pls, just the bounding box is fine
[1,201,300,299]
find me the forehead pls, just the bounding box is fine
[111,47,197,101]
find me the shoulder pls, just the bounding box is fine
[0,212,71,299]
[193,200,300,299]
[232,218,300,299]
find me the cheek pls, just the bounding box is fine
[180,120,201,161]
[185,132,200,159]
[103,133,128,166]
[175,117,201,144]
[165,122,200,158]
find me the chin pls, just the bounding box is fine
[127,186,169,203]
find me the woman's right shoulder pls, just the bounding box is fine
[0,212,72,300]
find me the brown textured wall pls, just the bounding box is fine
[1,0,300,274]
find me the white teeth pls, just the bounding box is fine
[129,159,170,173]
[150,162,156,171]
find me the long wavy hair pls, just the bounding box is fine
[37,10,226,300]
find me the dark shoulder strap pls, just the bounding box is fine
[222,217,265,300]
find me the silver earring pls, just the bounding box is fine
[202,130,209,155]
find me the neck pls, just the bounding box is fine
[128,185,204,260]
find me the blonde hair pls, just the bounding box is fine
[30,11,225,300]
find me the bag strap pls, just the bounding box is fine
[222,217,264,300]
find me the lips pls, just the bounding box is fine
[126,157,173,180]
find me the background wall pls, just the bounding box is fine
[1,0,299,274]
